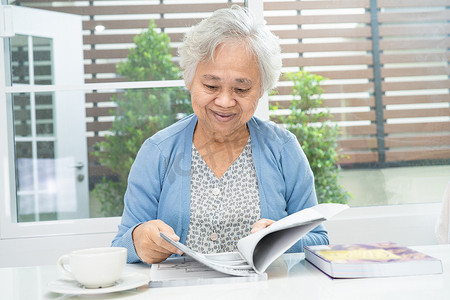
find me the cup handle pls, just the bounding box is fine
[57,255,75,279]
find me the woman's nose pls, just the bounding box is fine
[215,90,236,107]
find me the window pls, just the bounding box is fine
[0,0,448,244]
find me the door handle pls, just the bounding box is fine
[71,162,84,170]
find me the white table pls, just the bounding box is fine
[1,244,449,300]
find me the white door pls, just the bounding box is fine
[9,6,89,221]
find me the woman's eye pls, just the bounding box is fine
[204,84,218,90]
[235,88,250,94]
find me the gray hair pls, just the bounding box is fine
[179,5,282,93]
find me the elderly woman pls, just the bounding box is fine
[112,5,328,264]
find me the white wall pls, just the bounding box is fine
[0,232,117,268]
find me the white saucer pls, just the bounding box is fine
[48,272,149,295]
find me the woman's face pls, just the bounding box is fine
[187,42,262,138]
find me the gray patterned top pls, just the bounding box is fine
[185,138,261,253]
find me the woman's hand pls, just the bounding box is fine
[251,218,275,234]
[132,219,183,264]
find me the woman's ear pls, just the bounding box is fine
[258,87,264,99]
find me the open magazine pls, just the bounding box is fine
[160,203,348,277]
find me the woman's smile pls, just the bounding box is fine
[211,110,236,122]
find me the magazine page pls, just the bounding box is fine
[237,203,348,274]
[149,256,267,288]
[159,233,258,276]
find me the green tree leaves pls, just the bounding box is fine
[92,21,192,216]
[272,70,350,204]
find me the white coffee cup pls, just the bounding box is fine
[57,247,127,288]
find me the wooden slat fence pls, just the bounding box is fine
[16,0,449,178]
[265,0,450,166]
[377,0,450,163]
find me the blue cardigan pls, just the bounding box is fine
[112,114,328,263]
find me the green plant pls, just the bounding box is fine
[270,70,349,204]
[92,20,192,216]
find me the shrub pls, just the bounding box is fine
[271,70,350,204]
[92,21,192,216]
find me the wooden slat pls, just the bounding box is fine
[84,46,174,61]
[383,94,449,105]
[265,13,371,26]
[377,0,450,8]
[85,63,117,74]
[385,148,450,162]
[83,32,185,45]
[323,83,374,94]
[270,97,375,109]
[378,11,450,23]
[86,92,120,103]
[381,80,450,92]
[335,111,376,122]
[283,55,372,67]
[86,121,113,132]
[385,135,450,148]
[86,107,115,118]
[381,66,450,77]
[338,137,378,149]
[385,122,450,134]
[274,27,371,39]
[310,69,374,80]
[83,18,202,31]
[264,0,370,10]
[339,124,377,136]
[83,34,135,45]
[324,97,375,107]
[380,52,450,64]
[383,108,450,119]
[84,49,130,60]
[279,70,373,81]
[273,111,375,123]
[276,83,373,95]
[379,24,450,37]
[83,19,150,31]
[281,41,372,53]
[40,3,231,16]
[338,151,378,164]
[379,38,450,51]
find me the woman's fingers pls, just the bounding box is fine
[150,220,184,255]
[251,218,275,234]
[132,219,183,264]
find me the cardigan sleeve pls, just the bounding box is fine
[111,139,166,263]
[280,135,329,252]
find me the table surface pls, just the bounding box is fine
[1,244,449,300]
